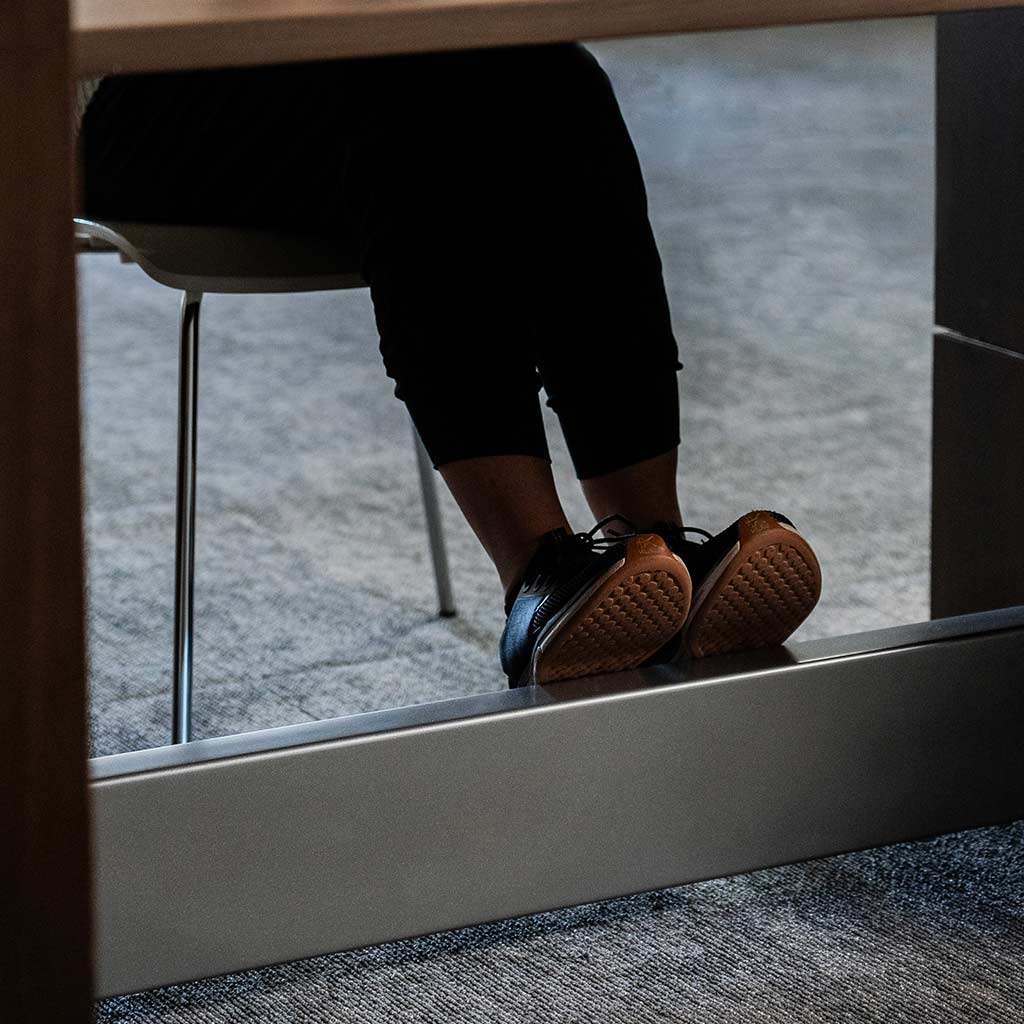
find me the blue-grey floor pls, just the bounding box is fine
[84,17,1023,1022]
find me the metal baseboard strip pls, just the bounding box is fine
[91,608,1024,997]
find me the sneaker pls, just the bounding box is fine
[500,516,693,688]
[655,510,821,658]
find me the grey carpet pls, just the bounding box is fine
[84,17,1024,1021]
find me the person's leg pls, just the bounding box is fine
[352,45,687,552]
[79,52,694,685]
[344,54,576,593]
[500,46,822,655]
[352,47,692,682]
[80,57,574,593]
[81,63,361,232]
[440,456,569,596]
[365,237,571,594]
[505,47,686,527]
[580,450,682,534]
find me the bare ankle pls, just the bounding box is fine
[437,455,570,603]
[580,449,682,535]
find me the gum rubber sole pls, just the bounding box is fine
[685,511,822,659]
[532,535,693,685]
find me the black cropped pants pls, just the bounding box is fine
[81,44,681,479]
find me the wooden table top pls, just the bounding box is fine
[72,0,1008,75]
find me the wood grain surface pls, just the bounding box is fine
[1,0,94,1019]
[73,0,1016,74]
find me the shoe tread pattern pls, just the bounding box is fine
[538,568,690,683]
[690,541,819,657]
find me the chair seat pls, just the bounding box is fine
[74,218,366,294]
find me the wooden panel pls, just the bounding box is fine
[936,10,1024,354]
[0,0,94,1018]
[73,0,1011,74]
[931,333,1024,618]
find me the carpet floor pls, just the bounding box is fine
[84,17,1024,1021]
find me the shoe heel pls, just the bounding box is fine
[532,537,693,685]
[625,533,674,559]
[687,514,822,658]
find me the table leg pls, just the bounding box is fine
[0,1,93,1017]
[933,11,1024,618]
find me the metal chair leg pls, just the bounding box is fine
[172,290,202,743]
[411,424,456,617]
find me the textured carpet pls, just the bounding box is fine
[83,17,1024,1021]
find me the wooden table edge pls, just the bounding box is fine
[73,0,1019,75]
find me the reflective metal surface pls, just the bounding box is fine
[91,608,1024,996]
[412,424,456,617]
[172,290,201,744]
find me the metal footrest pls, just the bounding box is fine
[90,607,1024,997]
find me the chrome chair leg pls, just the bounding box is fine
[412,425,456,617]
[173,290,202,743]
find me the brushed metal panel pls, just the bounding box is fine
[92,609,1024,996]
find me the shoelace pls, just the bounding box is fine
[676,524,714,544]
[504,515,649,616]
[573,514,641,551]
[653,521,715,554]
[574,515,714,551]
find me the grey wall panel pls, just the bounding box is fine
[932,332,1024,617]
[936,11,1024,353]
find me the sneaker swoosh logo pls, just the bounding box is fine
[632,535,665,556]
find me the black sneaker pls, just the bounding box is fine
[500,516,693,688]
[655,510,822,658]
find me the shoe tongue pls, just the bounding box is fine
[539,525,574,546]
[503,527,574,615]
[531,526,578,566]
[653,520,693,550]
